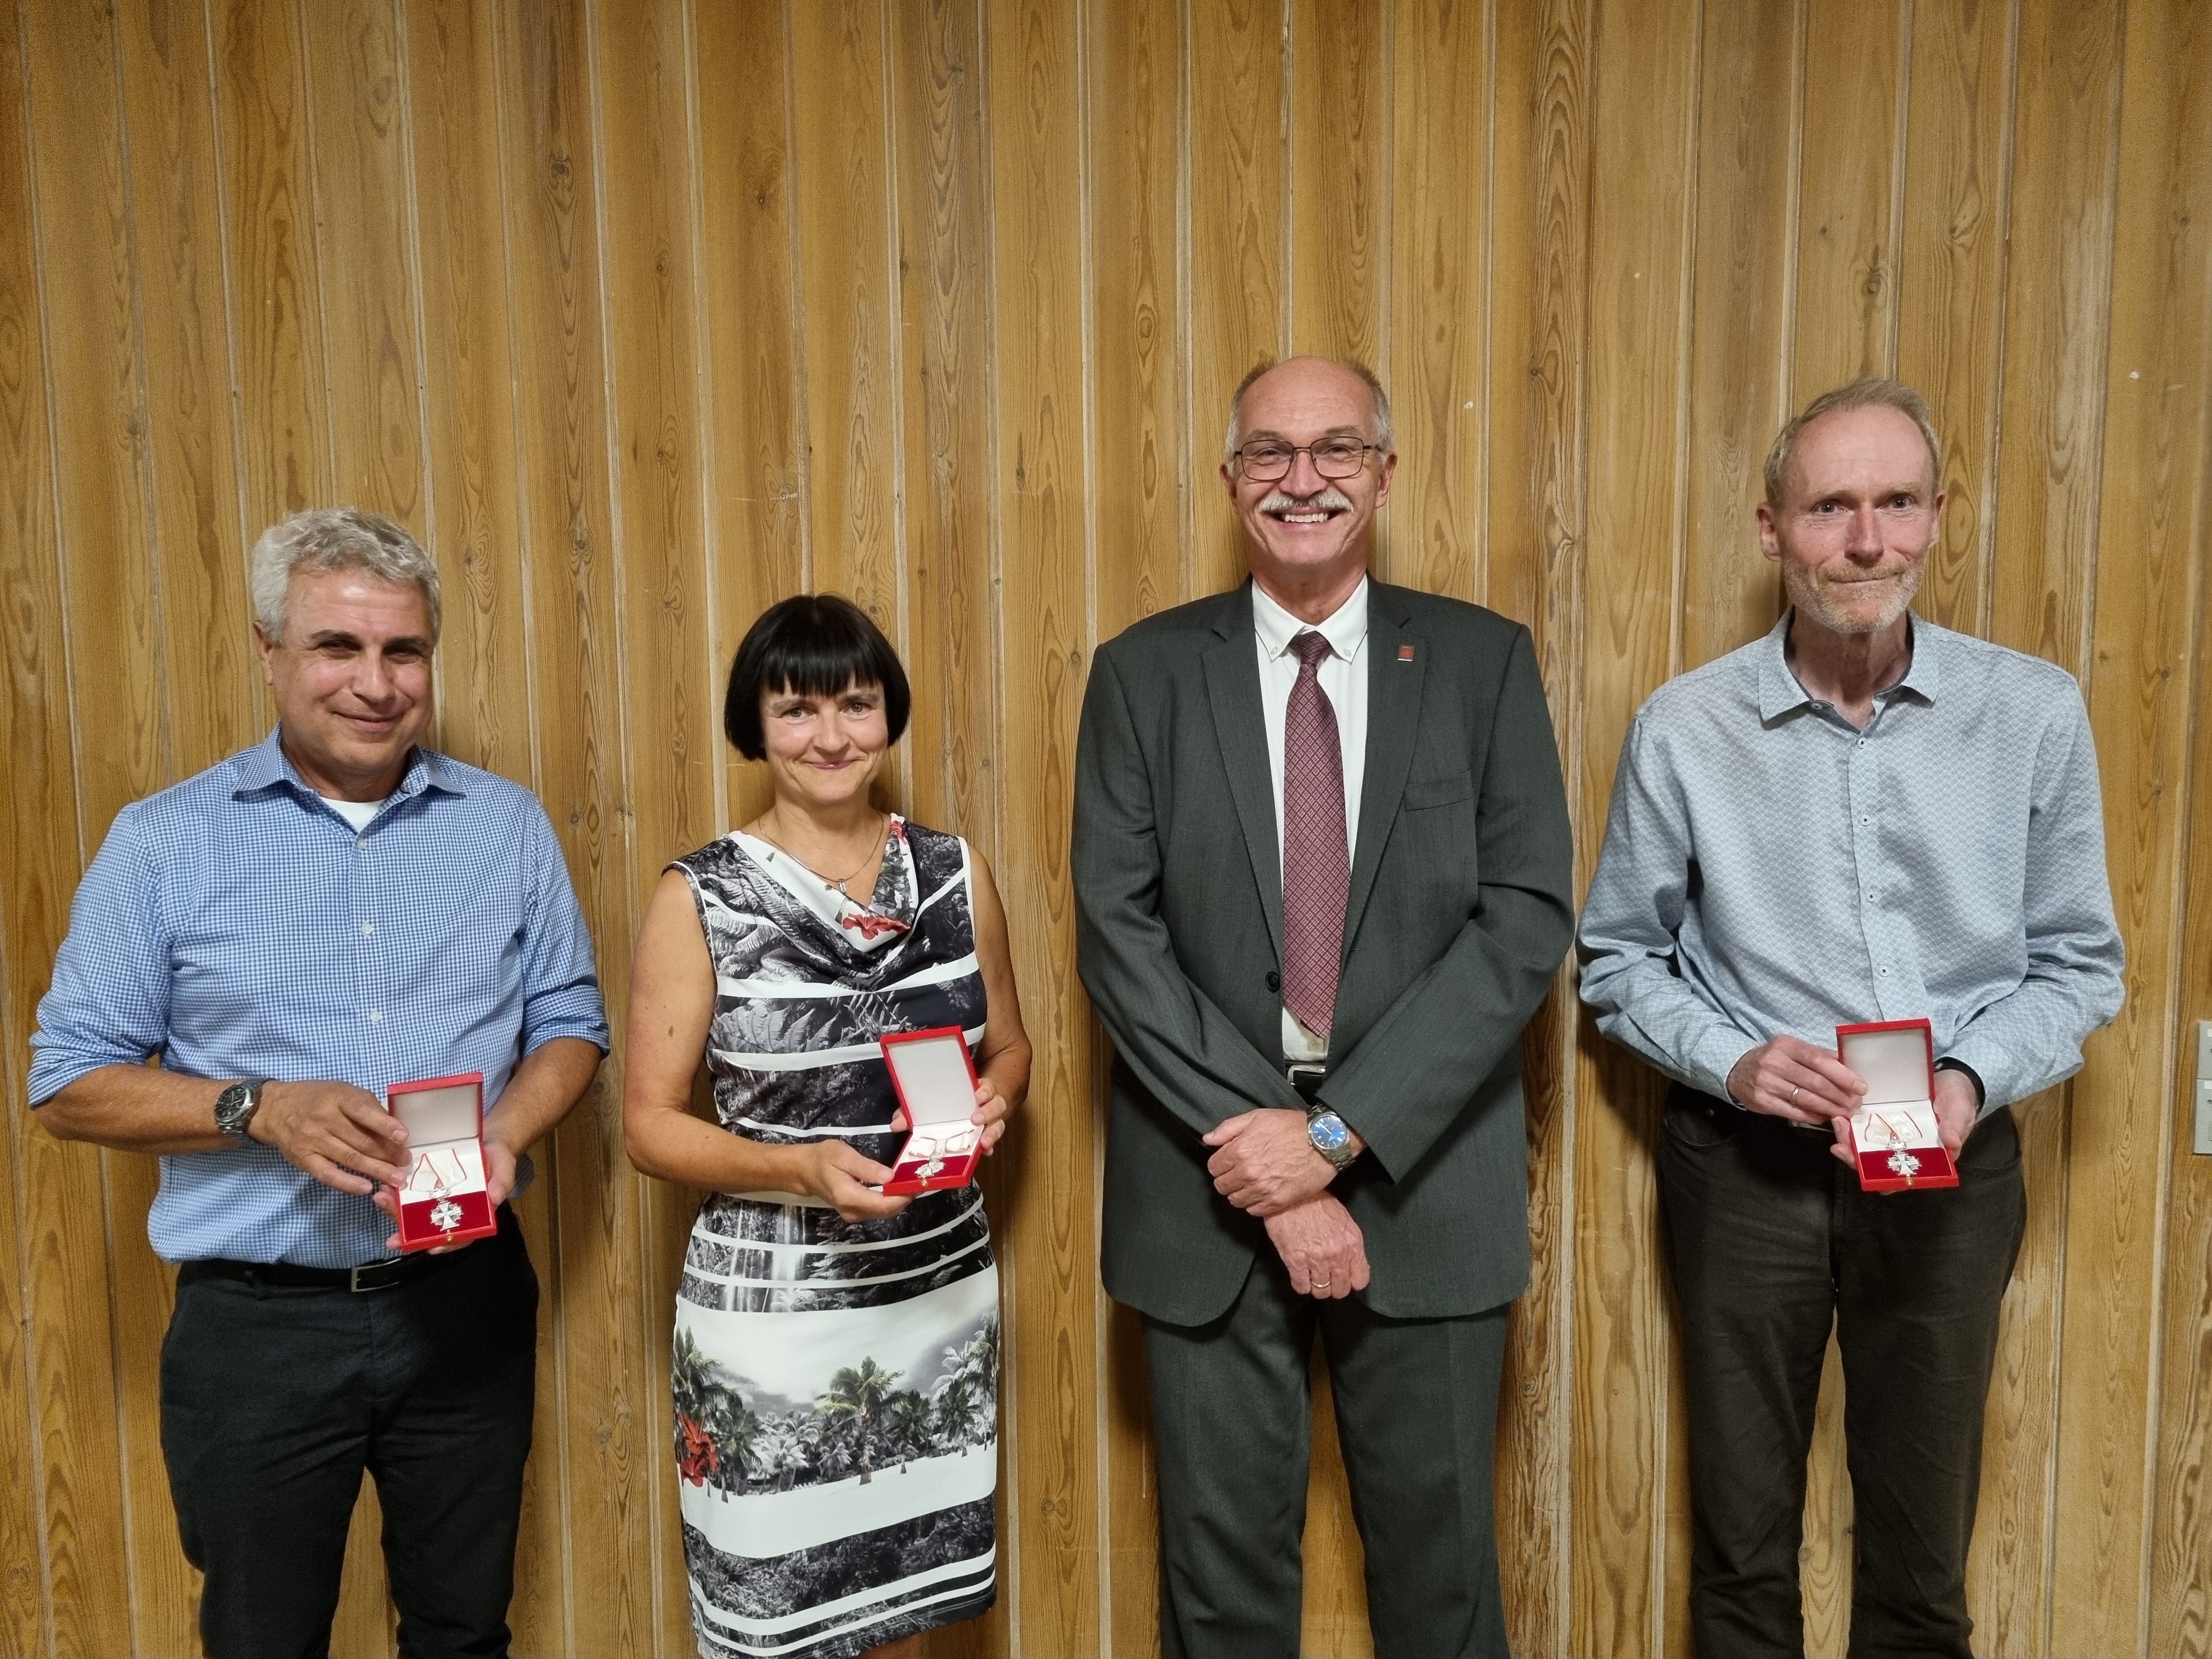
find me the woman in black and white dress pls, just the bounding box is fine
[624,595,1029,1659]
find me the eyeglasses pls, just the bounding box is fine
[1232,438,1379,483]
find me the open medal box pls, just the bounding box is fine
[1835,1019,1958,1193]
[386,1071,498,1250]
[878,1027,985,1195]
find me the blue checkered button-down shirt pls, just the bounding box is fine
[29,730,610,1267]
[1577,612,2124,1113]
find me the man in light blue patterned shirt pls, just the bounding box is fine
[1578,380,2123,1659]
[30,508,607,1659]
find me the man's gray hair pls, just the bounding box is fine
[1763,377,1943,508]
[250,507,442,644]
[1224,357,1395,464]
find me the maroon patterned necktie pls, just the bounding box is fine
[1282,630,1350,1039]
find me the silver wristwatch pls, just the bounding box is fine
[213,1077,272,1147]
[1305,1104,1358,1171]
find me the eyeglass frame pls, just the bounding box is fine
[1228,436,1384,483]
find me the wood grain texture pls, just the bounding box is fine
[984,2,1099,1651]
[303,0,424,528]
[787,0,900,636]
[1189,0,1285,598]
[1892,0,2015,636]
[3,3,2209,1655]
[692,0,802,834]
[496,3,651,1653]
[1383,0,1488,604]
[1570,0,1697,1649]
[1790,0,1905,393]
[1680,0,1795,669]
[19,7,151,1648]
[0,13,74,1649]
[211,0,333,532]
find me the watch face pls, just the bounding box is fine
[1308,1112,1351,1154]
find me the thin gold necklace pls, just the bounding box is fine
[752,811,888,899]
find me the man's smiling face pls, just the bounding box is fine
[1222,358,1396,595]
[256,567,436,800]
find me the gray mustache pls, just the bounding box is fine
[1258,489,1355,515]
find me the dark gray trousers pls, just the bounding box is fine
[160,1209,539,1659]
[1142,1254,1511,1659]
[1658,1086,2025,1659]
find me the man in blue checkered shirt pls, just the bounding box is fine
[29,507,608,1659]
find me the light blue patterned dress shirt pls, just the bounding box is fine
[29,729,610,1267]
[1577,612,2124,1114]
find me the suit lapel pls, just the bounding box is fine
[1203,584,1284,960]
[1344,584,1423,958]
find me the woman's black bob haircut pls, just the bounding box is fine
[724,593,911,761]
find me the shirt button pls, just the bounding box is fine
[1860,816,1870,825]
[362,923,375,936]
[1879,968,1891,977]
[368,1008,383,1023]
[356,835,366,849]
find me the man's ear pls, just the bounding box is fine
[1755,500,1781,564]
[252,620,278,684]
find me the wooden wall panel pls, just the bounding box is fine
[4,3,2209,1655]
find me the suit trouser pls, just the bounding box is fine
[160,1207,539,1659]
[1658,1085,2025,1659]
[1142,1250,1511,1659]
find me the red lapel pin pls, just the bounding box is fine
[1397,644,1415,662]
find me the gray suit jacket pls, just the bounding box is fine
[1073,579,1575,1324]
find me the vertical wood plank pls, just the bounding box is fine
[1288,0,1384,368]
[1383,0,1489,603]
[891,0,996,853]
[787,0,899,632]
[1680,0,1795,669]
[588,1,717,1650]
[2056,0,2208,1649]
[496,1,647,1651]
[1189,0,1285,597]
[1983,10,2125,1650]
[693,0,803,834]
[1085,3,1185,1647]
[400,4,567,1650]
[19,6,158,1648]
[1789,0,1904,392]
[211,0,333,534]
[985,2,1100,1653]
[0,9,74,1647]
[1571,0,1698,1651]
[303,0,425,529]
[1892,0,2015,637]
[110,0,261,1646]
[1485,3,1590,1654]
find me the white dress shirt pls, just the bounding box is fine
[1252,576,1369,1060]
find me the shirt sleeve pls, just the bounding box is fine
[1939,685,2124,1110]
[27,806,173,1104]
[515,802,611,1055]
[1575,712,1760,1101]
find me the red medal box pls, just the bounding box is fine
[1835,1019,1958,1193]
[878,1028,985,1195]
[386,1072,498,1250]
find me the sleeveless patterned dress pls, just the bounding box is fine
[665,816,998,1659]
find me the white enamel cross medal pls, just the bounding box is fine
[430,1197,464,1234]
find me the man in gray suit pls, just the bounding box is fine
[1073,356,1574,1657]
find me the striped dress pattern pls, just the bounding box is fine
[667,817,998,1659]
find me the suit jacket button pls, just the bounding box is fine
[1265,970,1281,992]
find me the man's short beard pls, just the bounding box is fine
[1784,561,1923,636]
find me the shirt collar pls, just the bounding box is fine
[1756,608,1939,721]
[1252,574,1369,664]
[232,726,464,806]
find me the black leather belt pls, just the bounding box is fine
[177,1251,452,1294]
[1668,1079,1832,1136]
[1286,1062,1328,1103]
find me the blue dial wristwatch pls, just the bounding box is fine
[1305,1105,1357,1170]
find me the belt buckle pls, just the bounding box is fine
[348,1257,405,1293]
[1286,1062,1327,1101]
